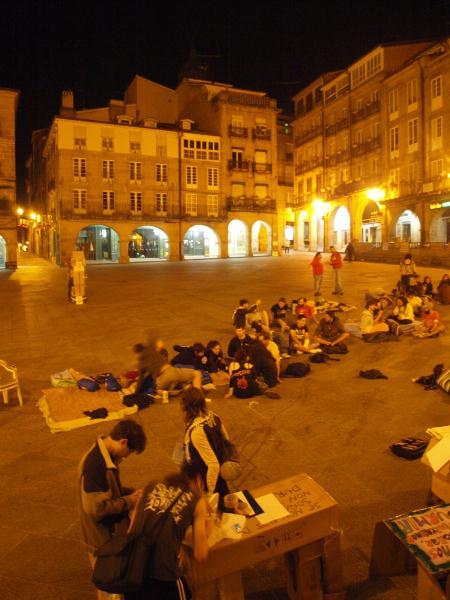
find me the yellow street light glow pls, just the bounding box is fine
[30,212,37,220]
[299,210,308,219]
[313,199,330,218]
[367,188,385,201]
[16,207,24,216]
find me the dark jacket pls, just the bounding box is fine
[171,345,206,369]
[205,348,227,373]
[227,334,252,358]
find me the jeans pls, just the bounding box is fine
[313,274,323,294]
[334,269,343,293]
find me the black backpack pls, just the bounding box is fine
[283,362,311,377]
[92,489,182,594]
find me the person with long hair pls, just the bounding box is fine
[181,388,231,500]
[310,251,324,296]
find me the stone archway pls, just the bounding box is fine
[0,235,6,268]
[395,210,421,243]
[361,201,383,243]
[430,208,450,243]
[251,220,272,256]
[128,226,169,261]
[228,219,248,257]
[76,225,120,262]
[183,225,220,259]
[332,206,351,250]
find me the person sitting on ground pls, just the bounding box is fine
[270,297,290,332]
[205,340,227,373]
[360,299,390,337]
[406,291,423,317]
[257,331,282,382]
[252,322,290,359]
[295,297,317,322]
[390,295,414,324]
[413,302,444,338]
[232,298,261,329]
[134,332,202,395]
[399,253,416,293]
[226,349,262,399]
[247,337,278,388]
[290,315,321,353]
[171,342,208,370]
[314,310,350,347]
[227,327,253,358]
[182,388,231,500]
[438,274,450,305]
[125,463,209,600]
[423,275,434,298]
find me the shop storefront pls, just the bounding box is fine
[228,219,248,257]
[183,225,220,259]
[128,226,169,261]
[251,220,272,256]
[76,225,120,262]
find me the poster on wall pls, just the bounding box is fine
[385,504,450,574]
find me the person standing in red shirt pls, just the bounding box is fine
[329,246,343,295]
[310,252,324,296]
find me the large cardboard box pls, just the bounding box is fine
[422,437,450,502]
[191,473,339,585]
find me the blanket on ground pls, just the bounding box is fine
[37,387,137,433]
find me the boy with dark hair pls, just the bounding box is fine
[171,342,208,370]
[78,419,147,600]
[232,298,260,329]
[270,297,290,332]
[315,311,350,347]
[227,327,253,358]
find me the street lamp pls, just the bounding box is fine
[16,207,24,216]
[367,188,385,202]
[30,212,37,221]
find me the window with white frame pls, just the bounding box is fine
[407,118,418,150]
[371,89,379,104]
[431,116,443,149]
[102,191,115,211]
[130,161,142,182]
[389,168,400,187]
[207,167,219,189]
[371,122,380,140]
[388,88,398,117]
[196,140,207,160]
[73,189,87,212]
[389,126,399,155]
[407,79,417,108]
[208,141,220,160]
[207,194,219,217]
[130,191,142,213]
[183,139,195,159]
[185,192,197,216]
[431,159,443,178]
[102,159,114,181]
[156,192,168,214]
[186,165,198,188]
[73,158,86,181]
[74,126,86,150]
[431,76,442,110]
[231,182,245,197]
[156,163,167,183]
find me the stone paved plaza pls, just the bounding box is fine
[1,252,450,599]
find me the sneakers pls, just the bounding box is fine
[281,352,290,359]
[202,383,216,391]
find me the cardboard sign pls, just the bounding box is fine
[385,504,450,574]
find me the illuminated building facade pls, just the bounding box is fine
[29,76,284,265]
[291,38,450,259]
[0,87,19,269]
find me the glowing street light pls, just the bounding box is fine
[367,188,385,202]
[312,199,330,218]
[30,212,37,220]
[16,207,24,216]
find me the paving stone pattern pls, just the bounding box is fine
[1,253,449,599]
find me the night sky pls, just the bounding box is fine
[0,0,448,199]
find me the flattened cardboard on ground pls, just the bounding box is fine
[190,473,340,585]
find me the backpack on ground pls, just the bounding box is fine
[282,362,311,378]
[322,343,348,354]
[390,437,428,460]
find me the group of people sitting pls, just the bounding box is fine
[399,254,450,305]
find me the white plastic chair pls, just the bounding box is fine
[0,360,23,406]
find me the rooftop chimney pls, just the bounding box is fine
[60,90,75,116]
